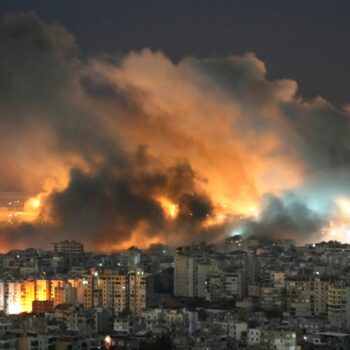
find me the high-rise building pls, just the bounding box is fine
[7,282,22,314]
[127,270,147,313]
[35,279,51,301]
[0,281,5,311]
[328,284,350,329]
[205,272,243,301]
[287,277,329,317]
[0,278,66,314]
[260,286,285,310]
[83,268,148,314]
[21,281,35,313]
[174,250,217,298]
[49,240,84,254]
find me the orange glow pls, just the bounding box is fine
[31,198,41,209]
[21,281,35,313]
[17,196,43,221]
[102,221,162,251]
[157,197,179,219]
[0,48,340,252]
[35,280,50,301]
[6,279,67,314]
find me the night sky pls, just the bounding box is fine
[0,1,350,251]
[0,0,350,105]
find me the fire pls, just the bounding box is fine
[6,279,64,314]
[102,221,163,251]
[24,195,43,213]
[31,198,41,209]
[157,197,179,219]
[104,335,113,349]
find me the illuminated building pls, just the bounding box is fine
[49,240,84,254]
[127,270,147,313]
[35,280,50,301]
[50,279,67,306]
[68,278,86,304]
[50,280,64,300]
[54,286,66,306]
[0,278,68,314]
[0,281,5,311]
[7,282,22,314]
[21,281,35,313]
[83,268,148,313]
[83,272,100,310]
[287,277,329,317]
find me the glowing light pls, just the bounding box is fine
[31,198,41,209]
[157,197,179,219]
[25,196,42,212]
[322,199,350,242]
[104,335,113,349]
[337,198,350,216]
[8,303,22,315]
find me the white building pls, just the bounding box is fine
[7,282,22,314]
[0,281,5,311]
[228,322,248,341]
[247,328,261,347]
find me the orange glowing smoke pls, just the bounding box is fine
[0,31,334,251]
[157,197,179,219]
[100,221,163,251]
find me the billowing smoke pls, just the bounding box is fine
[237,194,327,243]
[0,12,350,251]
[44,150,220,250]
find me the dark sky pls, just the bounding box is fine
[0,0,349,105]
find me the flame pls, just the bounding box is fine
[99,221,162,251]
[157,196,179,219]
[6,279,64,314]
[31,198,41,209]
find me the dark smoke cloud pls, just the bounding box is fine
[46,150,217,245]
[240,194,327,243]
[0,12,350,251]
[0,12,75,105]
[0,150,222,250]
[282,101,350,171]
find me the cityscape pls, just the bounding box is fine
[1,1,350,349]
[1,238,350,349]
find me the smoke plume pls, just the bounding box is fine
[0,12,350,250]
